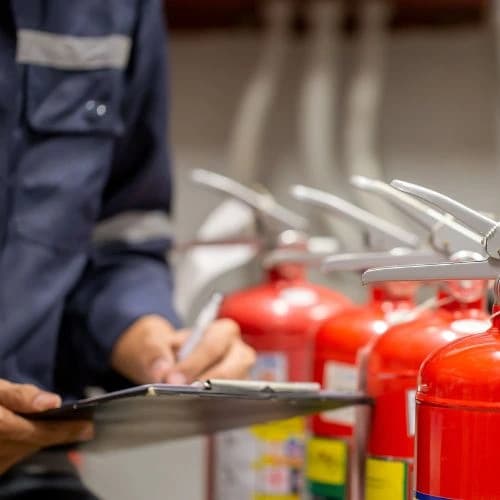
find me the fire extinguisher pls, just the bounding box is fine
[360,180,493,500]
[289,184,434,500]
[190,169,353,500]
[363,180,500,500]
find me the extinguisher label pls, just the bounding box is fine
[406,389,417,437]
[251,417,305,499]
[322,361,358,426]
[306,437,348,499]
[214,352,305,500]
[365,457,409,500]
[250,353,288,382]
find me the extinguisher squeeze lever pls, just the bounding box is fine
[190,169,309,232]
[391,180,500,259]
[362,181,500,284]
[350,175,484,257]
[290,184,420,250]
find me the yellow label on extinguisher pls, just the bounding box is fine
[250,417,305,499]
[365,457,408,500]
[251,417,305,442]
[215,353,305,500]
[306,437,348,486]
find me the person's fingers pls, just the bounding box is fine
[148,330,191,382]
[0,419,93,475]
[169,319,241,383]
[0,404,94,447]
[28,420,95,447]
[0,380,61,414]
[199,340,256,381]
[0,381,94,476]
[0,442,38,475]
[170,330,190,350]
[111,315,178,384]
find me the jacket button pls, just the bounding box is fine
[85,100,107,120]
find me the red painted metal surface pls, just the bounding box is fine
[307,284,417,500]
[313,285,416,438]
[209,262,352,500]
[364,289,489,500]
[219,264,352,381]
[415,304,500,500]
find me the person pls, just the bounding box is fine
[0,380,94,476]
[0,0,255,497]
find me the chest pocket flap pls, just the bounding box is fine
[18,29,132,135]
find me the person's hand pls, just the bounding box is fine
[0,380,94,475]
[111,315,256,385]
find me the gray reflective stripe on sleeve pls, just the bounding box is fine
[16,29,131,70]
[93,211,173,244]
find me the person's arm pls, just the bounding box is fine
[62,0,254,389]
[0,380,93,475]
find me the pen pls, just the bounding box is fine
[177,292,224,361]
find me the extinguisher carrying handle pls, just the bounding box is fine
[359,179,500,284]
[350,175,485,257]
[363,257,500,284]
[190,169,309,232]
[289,184,421,250]
[391,180,500,260]
[321,248,444,273]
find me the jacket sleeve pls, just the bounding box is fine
[60,0,181,385]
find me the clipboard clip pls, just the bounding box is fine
[201,379,321,394]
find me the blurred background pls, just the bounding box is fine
[81,0,498,497]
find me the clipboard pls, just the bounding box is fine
[29,380,372,452]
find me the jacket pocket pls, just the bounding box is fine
[12,2,137,251]
[25,65,125,136]
[13,67,125,252]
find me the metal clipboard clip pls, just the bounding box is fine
[201,379,321,394]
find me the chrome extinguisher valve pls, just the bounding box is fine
[191,168,309,233]
[350,175,485,257]
[290,184,421,250]
[361,180,500,286]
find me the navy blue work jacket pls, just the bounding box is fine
[0,0,180,398]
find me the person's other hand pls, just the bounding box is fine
[0,380,94,475]
[111,315,256,384]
